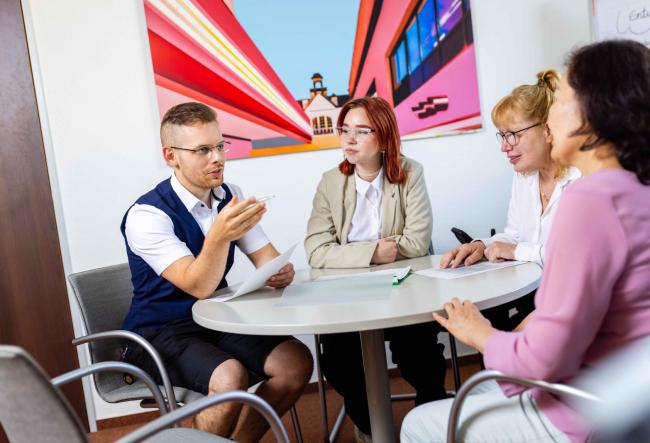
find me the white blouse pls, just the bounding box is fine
[479,167,581,267]
[347,168,384,242]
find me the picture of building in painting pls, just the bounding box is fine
[299,73,350,153]
[349,0,481,138]
[144,0,481,159]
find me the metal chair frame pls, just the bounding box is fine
[446,370,602,443]
[68,265,303,441]
[0,345,289,443]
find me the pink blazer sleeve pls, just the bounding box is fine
[483,188,628,396]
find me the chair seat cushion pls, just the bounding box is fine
[144,428,231,442]
[100,381,204,405]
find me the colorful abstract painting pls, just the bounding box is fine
[144,0,482,159]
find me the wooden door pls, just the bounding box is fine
[0,0,88,439]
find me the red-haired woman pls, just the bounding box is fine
[304,96,446,442]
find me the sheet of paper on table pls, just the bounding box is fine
[314,266,410,283]
[207,243,298,302]
[278,274,395,307]
[415,260,526,280]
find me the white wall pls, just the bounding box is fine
[24,0,591,423]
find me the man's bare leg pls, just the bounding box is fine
[231,340,313,443]
[194,358,249,436]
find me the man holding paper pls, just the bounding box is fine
[120,102,312,442]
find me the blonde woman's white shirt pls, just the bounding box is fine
[347,168,384,242]
[479,167,581,267]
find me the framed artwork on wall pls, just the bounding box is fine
[144,0,482,159]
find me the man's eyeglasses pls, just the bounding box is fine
[169,141,231,156]
[336,127,376,139]
[496,122,541,147]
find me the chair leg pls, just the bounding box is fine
[290,405,303,443]
[314,334,331,443]
[449,334,462,392]
[330,405,346,442]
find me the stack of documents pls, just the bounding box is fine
[415,261,525,280]
[315,266,411,285]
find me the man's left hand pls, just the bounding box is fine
[266,262,295,288]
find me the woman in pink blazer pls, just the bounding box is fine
[402,39,650,443]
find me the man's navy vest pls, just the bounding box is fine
[120,178,235,334]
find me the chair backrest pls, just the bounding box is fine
[0,346,88,443]
[68,264,133,396]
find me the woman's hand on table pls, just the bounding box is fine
[440,242,486,268]
[433,298,496,353]
[484,241,516,262]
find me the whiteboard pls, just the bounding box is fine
[592,0,650,46]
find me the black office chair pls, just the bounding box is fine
[450,227,496,245]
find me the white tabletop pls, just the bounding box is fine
[193,255,542,335]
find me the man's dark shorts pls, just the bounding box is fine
[123,318,294,394]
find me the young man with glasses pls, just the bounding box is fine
[120,102,312,442]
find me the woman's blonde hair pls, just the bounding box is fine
[491,70,566,178]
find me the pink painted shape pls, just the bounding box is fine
[351,0,411,99]
[156,86,283,140]
[349,0,481,135]
[156,85,289,159]
[224,137,253,160]
[394,46,481,135]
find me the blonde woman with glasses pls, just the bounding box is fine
[440,70,581,331]
[442,70,580,270]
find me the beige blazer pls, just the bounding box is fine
[304,156,433,268]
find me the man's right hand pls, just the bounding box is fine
[371,238,398,264]
[209,196,266,243]
[440,241,486,268]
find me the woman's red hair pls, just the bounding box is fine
[337,97,406,184]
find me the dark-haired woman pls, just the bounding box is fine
[305,97,447,442]
[402,39,650,443]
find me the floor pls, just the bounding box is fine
[89,360,482,442]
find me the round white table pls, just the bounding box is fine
[193,255,542,443]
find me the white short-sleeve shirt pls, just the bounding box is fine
[124,173,269,275]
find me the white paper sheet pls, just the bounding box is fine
[207,243,297,302]
[314,266,411,283]
[415,260,526,280]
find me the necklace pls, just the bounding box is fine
[357,166,382,182]
[539,178,553,206]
